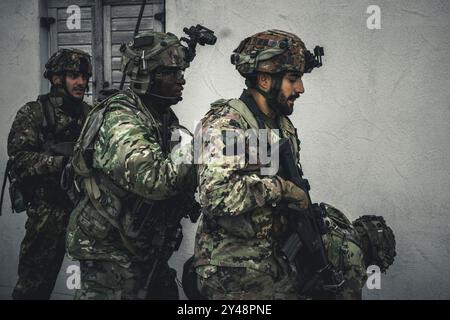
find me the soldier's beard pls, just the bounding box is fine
[266,91,299,116]
[260,74,297,116]
[60,79,86,102]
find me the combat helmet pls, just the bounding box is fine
[121,31,189,95]
[231,29,323,78]
[352,215,396,272]
[44,48,92,80]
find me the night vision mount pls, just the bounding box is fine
[181,24,217,63]
[303,46,324,73]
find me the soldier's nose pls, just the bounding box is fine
[296,79,305,94]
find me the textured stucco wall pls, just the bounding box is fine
[166,0,450,300]
[0,0,40,297]
[0,0,449,299]
[0,0,74,299]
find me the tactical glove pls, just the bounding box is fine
[276,176,310,211]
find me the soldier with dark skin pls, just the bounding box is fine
[7,49,92,299]
[66,31,200,300]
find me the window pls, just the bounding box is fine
[46,0,165,103]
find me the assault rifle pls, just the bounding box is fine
[277,138,344,297]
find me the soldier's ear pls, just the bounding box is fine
[256,73,272,92]
[51,75,62,86]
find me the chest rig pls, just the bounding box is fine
[71,90,183,257]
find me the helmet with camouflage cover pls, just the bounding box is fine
[121,31,189,95]
[352,215,396,272]
[230,30,323,116]
[44,48,92,80]
[230,29,308,77]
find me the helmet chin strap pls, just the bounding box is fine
[145,92,182,104]
[145,73,183,104]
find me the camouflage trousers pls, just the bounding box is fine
[198,265,301,300]
[75,259,179,300]
[12,201,72,300]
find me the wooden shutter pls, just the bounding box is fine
[103,1,165,91]
[48,1,95,104]
[46,0,165,103]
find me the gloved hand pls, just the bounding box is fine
[170,125,195,188]
[276,176,310,211]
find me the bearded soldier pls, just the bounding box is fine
[192,30,395,300]
[5,49,92,299]
[66,31,206,300]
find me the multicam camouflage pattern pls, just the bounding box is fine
[232,29,307,76]
[66,89,196,298]
[194,96,300,298]
[198,266,300,300]
[194,96,370,300]
[121,31,189,95]
[76,260,178,300]
[7,86,90,299]
[44,48,92,79]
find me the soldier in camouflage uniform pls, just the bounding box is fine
[66,31,199,300]
[6,49,92,299]
[193,30,396,300]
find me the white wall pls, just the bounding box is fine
[0,0,75,300]
[0,0,40,299]
[0,0,449,299]
[166,0,450,299]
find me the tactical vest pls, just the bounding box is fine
[216,99,395,283]
[218,97,389,288]
[194,96,303,274]
[1,95,89,215]
[70,89,183,257]
[209,98,302,164]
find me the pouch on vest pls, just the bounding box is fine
[77,194,113,240]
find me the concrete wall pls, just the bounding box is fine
[0,0,74,300]
[0,0,449,299]
[166,0,450,300]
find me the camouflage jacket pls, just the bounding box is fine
[66,89,196,264]
[7,87,90,205]
[194,90,302,278]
